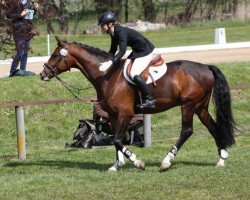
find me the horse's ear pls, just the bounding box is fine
[55,36,67,48]
[55,36,62,47]
[55,36,60,43]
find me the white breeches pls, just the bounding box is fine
[129,53,153,79]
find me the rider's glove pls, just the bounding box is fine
[99,60,113,71]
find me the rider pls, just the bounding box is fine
[98,11,155,109]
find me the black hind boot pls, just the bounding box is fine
[133,75,155,109]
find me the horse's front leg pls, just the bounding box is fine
[108,149,125,172]
[108,115,145,172]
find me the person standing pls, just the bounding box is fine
[6,0,39,77]
[98,11,155,109]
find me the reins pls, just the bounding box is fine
[54,74,92,100]
[43,47,92,101]
[44,42,123,103]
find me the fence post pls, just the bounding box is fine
[47,34,50,56]
[143,114,151,147]
[15,106,26,160]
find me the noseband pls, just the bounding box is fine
[43,58,62,79]
[43,45,69,79]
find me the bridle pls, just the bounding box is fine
[42,45,92,99]
[43,59,61,79]
[42,41,123,104]
[42,43,69,79]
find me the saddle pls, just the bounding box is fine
[124,54,167,85]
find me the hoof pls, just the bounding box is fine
[108,161,124,172]
[134,160,145,171]
[160,162,171,171]
[108,167,117,172]
[216,158,225,167]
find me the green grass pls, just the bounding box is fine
[0,61,249,199]
[1,18,250,58]
[0,136,249,200]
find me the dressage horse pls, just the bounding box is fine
[40,38,235,172]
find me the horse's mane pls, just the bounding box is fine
[72,42,112,62]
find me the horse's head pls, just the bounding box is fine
[40,37,72,81]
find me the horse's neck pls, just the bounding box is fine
[70,47,115,97]
[70,49,101,81]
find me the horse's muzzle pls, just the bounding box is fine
[40,70,51,81]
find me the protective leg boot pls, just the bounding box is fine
[133,75,155,109]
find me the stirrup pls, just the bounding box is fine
[137,99,156,109]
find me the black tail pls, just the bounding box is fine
[208,65,235,148]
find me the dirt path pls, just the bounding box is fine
[1,47,250,77]
[162,47,250,63]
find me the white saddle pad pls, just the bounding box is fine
[123,63,167,85]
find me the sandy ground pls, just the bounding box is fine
[163,47,250,64]
[1,47,250,77]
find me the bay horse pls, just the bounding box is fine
[40,38,235,172]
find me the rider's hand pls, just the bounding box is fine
[99,60,113,71]
[21,9,29,17]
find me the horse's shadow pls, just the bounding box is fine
[145,160,215,169]
[4,159,215,172]
[4,160,110,171]
[171,160,215,167]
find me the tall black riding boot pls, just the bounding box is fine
[133,75,155,109]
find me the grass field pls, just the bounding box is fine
[28,19,250,57]
[1,18,250,59]
[0,61,249,199]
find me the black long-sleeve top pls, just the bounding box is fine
[108,25,155,63]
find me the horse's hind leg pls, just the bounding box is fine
[108,115,145,172]
[196,105,228,167]
[160,102,195,171]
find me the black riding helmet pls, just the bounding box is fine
[98,11,117,25]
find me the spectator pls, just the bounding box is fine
[6,0,39,77]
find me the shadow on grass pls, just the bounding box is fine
[3,160,111,171]
[3,159,215,172]
[173,160,215,167]
[144,160,215,171]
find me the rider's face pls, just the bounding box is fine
[100,23,113,34]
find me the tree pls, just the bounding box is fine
[166,0,242,25]
[45,0,70,34]
[141,0,156,22]
[94,0,123,20]
[125,0,129,22]
[164,0,169,21]
[38,0,95,34]
[0,0,16,58]
[71,0,86,34]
